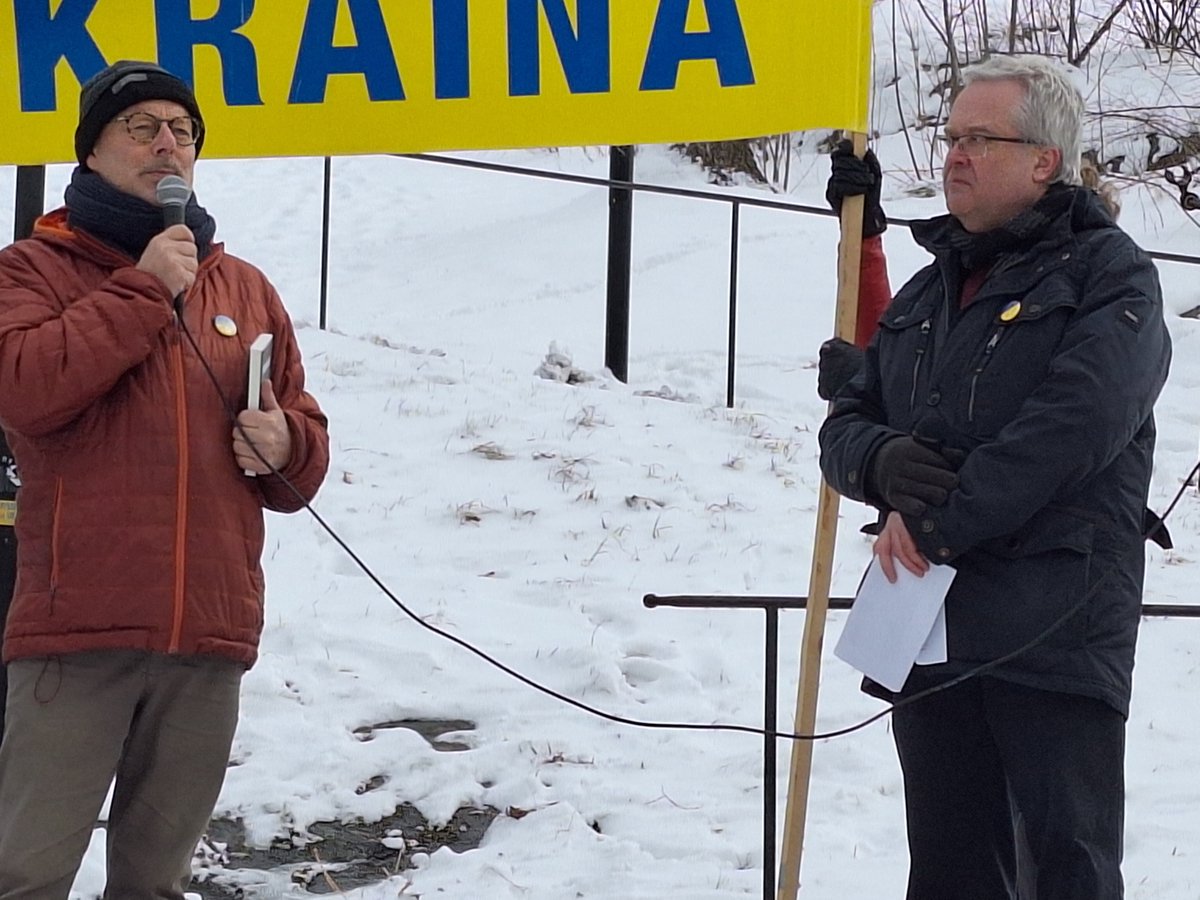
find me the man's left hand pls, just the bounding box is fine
[233,379,293,475]
[826,140,888,239]
[874,511,929,583]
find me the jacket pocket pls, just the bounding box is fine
[983,505,1095,559]
[950,508,1096,658]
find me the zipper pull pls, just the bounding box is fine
[916,319,932,350]
[908,319,934,412]
[975,330,1002,374]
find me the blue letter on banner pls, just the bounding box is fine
[640,0,755,91]
[433,0,469,100]
[155,0,262,105]
[13,0,106,112]
[507,0,610,97]
[290,0,404,104]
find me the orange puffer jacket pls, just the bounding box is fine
[0,209,329,667]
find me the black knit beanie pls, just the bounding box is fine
[75,60,205,166]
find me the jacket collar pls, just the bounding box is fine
[910,185,1112,265]
[32,207,225,272]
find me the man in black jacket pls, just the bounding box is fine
[819,55,1171,899]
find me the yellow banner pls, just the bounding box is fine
[0,1,871,165]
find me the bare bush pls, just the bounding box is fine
[674,2,1200,214]
[1126,0,1200,58]
[675,140,767,186]
[890,0,1200,200]
[675,135,798,190]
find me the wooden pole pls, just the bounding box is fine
[776,131,867,899]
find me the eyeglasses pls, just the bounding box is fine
[113,112,202,147]
[935,133,1038,158]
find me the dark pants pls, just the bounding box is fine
[892,675,1125,900]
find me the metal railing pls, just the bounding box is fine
[644,592,1200,899]
[309,152,1200,409]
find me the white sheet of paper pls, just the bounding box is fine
[834,558,956,691]
[915,603,948,665]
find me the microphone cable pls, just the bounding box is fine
[176,318,793,740]
[178,313,1197,742]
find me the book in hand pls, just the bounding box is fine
[244,332,273,477]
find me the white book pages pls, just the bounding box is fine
[244,332,273,477]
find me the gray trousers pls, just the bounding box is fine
[0,650,243,900]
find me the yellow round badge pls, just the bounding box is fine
[999,301,1021,323]
[213,315,238,337]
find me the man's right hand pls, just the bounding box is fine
[868,437,958,516]
[137,225,197,299]
[817,336,865,400]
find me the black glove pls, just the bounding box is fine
[826,139,888,239]
[867,437,958,516]
[817,337,865,400]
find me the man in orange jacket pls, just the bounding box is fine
[0,60,329,897]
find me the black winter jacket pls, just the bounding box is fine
[820,187,1171,716]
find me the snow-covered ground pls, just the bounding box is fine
[3,8,1200,899]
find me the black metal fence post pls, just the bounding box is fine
[605,146,634,382]
[14,166,46,243]
[726,201,741,408]
[762,603,778,897]
[320,156,332,330]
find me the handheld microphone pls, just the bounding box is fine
[155,175,191,228]
[155,175,193,315]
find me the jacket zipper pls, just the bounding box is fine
[967,329,1004,422]
[168,324,189,653]
[49,477,63,614]
[909,319,933,411]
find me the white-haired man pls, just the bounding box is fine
[820,55,1170,899]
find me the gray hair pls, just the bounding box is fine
[961,55,1085,186]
